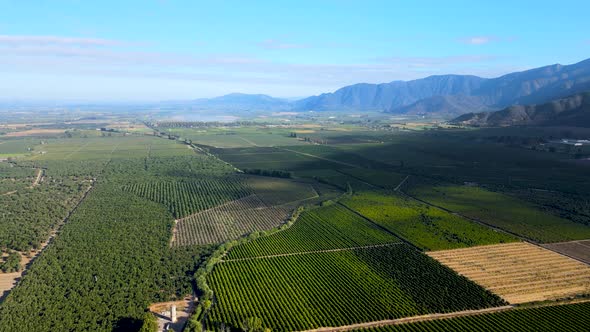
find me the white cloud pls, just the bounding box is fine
[0,34,521,99]
[460,36,497,45]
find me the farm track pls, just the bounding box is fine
[277,147,360,168]
[236,136,259,147]
[336,202,422,251]
[298,298,590,332]
[394,175,410,191]
[398,183,529,244]
[30,168,43,188]
[63,140,92,159]
[298,305,515,332]
[0,180,95,301]
[221,242,404,262]
[334,169,379,189]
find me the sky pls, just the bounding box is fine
[0,0,589,101]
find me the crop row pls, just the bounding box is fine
[227,204,400,259]
[206,245,504,331]
[361,301,590,332]
[0,176,88,251]
[124,179,252,218]
[174,195,290,246]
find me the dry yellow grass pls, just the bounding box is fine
[428,242,590,304]
[5,129,64,137]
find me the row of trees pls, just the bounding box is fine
[207,245,505,331]
[176,196,289,246]
[369,301,590,332]
[0,153,217,331]
[227,204,399,259]
[0,251,21,273]
[124,178,251,219]
[0,176,87,252]
[242,169,292,178]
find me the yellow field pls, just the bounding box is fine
[428,242,590,304]
[5,129,65,137]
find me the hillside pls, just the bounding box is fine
[295,58,590,115]
[295,75,486,112]
[392,95,493,117]
[451,92,590,127]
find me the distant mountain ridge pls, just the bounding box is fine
[153,58,590,117]
[451,92,590,127]
[295,58,590,116]
[160,93,291,111]
[294,75,486,112]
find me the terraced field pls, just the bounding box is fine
[174,195,291,246]
[428,242,590,304]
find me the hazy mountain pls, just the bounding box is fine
[161,93,292,111]
[295,75,486,112]
[451,92,590,127]
[295,58,590,116]
[392,95,493,117]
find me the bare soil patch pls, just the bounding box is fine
[544,240,590,264]
[149,296,195,332]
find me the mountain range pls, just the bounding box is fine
[151,58,590,120]
[294,58,590,116]
[451,92,590,127]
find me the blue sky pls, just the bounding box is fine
[0,0,589,101]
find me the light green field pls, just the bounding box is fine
[341,191,518,250]
[408,185,590,243]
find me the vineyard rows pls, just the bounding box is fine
[358,301,590,332]
[227,204,401,259]
[174,195,290,246]
[207,245,504,331]
[123,179,252,218]
[428,242,590,304]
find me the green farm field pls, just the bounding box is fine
[227,204,402,259]
[2,121,590,332]
[358,301,590,332]
[340,191,517,250]
[207,245,504,331]
[407,184,590,243]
